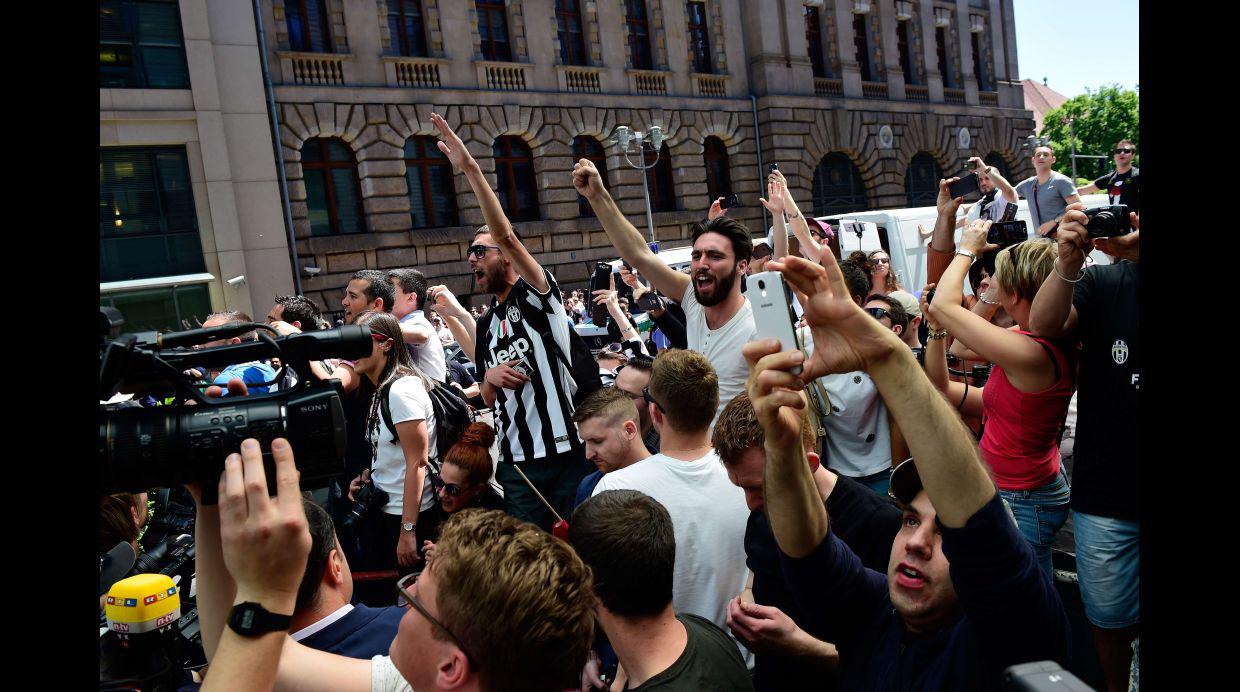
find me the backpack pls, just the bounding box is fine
[378,376,473,466]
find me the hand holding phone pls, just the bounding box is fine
[948,173,981,200]
[986,220,1027,247]
[721,193,741,210]
[746,271,802,376]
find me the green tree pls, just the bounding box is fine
[1039,84,1139,180]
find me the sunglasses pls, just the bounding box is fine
[371,333,393,343]
[1114,148,1135,155]
[870,257,890,265]
[642,385,665,412]
[396,571,475,666]
[466,244,501,259]
[865,307,891,322]
[428,472,464,497]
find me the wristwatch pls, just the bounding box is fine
[227,602,292,638]
[401,521,415,533]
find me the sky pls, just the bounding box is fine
[1012,0,1139,98]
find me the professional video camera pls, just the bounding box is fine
[99,308,373,501]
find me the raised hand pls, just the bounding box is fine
[959,219,999,256]
[708,197,727,220]
[919,283,942,331]
[430,112,475,172]
[428,284,467,319]
[572,158,607,201]
[937,177,964,216]
[760,176,786,217]
[1091,212,1138,262]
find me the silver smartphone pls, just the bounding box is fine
[746,271,803,376]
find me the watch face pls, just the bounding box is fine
[402,522,415,532]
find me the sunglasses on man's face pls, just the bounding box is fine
[865,307,891,322]
[467,244,501,260]
[1114,148,1135,155]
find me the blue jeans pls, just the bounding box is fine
[1072,510,1139,628]
[853,468,892,497]
[997,470,1070,579]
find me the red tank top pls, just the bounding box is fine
[979,332,1078,490]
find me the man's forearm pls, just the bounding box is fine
[194,505,235,662]
[868,349,994,527]
[788,629,840,670]
[202,628,285,692]
[587,189,685,298]
[462,163,514,243]
[927,207,957,284]
[764,410,830,558]
[1029,266,1076,337]
[400,321,431,345]
[443,314,477,364]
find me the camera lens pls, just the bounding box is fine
[758,280,766,290]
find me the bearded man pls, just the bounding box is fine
[573,158,757,427]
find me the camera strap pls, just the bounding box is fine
[1031,181,1043,227]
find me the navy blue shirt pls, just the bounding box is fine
[300,604,404,659]
[573,470,603,511]
[779,494,1070,690]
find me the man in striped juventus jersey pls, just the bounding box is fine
[431,112,592,531]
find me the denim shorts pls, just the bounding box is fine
[997,471,1070,580]
[1072,510,1139,629]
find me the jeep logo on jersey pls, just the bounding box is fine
[1111,339,1128,365]
[489,337,533,369]
[507,304,522,324]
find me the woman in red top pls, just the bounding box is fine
[928,220,1076,578]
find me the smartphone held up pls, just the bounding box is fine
[746,271,803,376]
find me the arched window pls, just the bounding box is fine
[703,137,732,203]
[556,0,587,66]
[984,152,1009,181]
[404,136,458,229]
[493,136,540,222]
[905,153,943,207]
[645,143,676,213]
[624,0,653,70]
[302,138,362,235]
[387,0,427,57]
[573,136,608,217]
[286,0,333,53]
[812,153,869,216]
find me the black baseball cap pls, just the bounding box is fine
[887,458,923,506]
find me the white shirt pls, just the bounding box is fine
[371,655,414,692]
[967,190,1016,223]
[290,603,353,641]
[592,451,749,634]
[371,375,438,514]
[680,285,758,427]
[400,310,447,382]
[799,328,893,478]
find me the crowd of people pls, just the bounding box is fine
[102,119,1140,692]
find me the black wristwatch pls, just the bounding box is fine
[227,602,293,637]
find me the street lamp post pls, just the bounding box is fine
[610,124,664,244]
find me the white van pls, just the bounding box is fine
[811,193,1114,296]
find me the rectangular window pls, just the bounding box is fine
[853,13,872,82]
[556,0,588,66]
[99,0,190,88]
[805,7,827,78]
[477,1,512,62]
[936,27,954,88]
[100,147,206,282]
[972,32,990,91]
[101,283,213,335]
[388,0,428,57]
[625,0,653,70]
[286,0,333,53]
[898,21,915,84]
[686,1,712,74]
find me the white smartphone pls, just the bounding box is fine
[746,271,803,376]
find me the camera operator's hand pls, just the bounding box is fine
[486,359,531,390]
[219,438,310,611]
[1053,205,1094,273]
[708,197,727,220]
[937,177,964,216]
[1093,213,1139,262]
[968,156,989,176]
[205,377,249,399]
[959,219,999,256]
[397,529,419,569]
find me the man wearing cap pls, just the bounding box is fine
[745,253,1070,689]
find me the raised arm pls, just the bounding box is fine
[970,156,1017,203]
[775,254,995,528]
[927,178,964,285]
[432,112,548,293]
[573,158,689,300]
[428,285,478,364]
[1029,205,1091,338]
[921,286,984,418]
[1076,182,1100,196]
[768,169,822,262]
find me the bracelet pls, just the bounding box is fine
[1053,264,1087,283]
[955,249,977,262]
[927,328,949,340]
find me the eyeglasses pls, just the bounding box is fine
[466,244,501,259]
[642,385,665,412]
[614,386,644,401]
[396,571,474,665]
[865,307,891,322]
[428,472,463,497]
[1114,148,1135,155]
[870,257,890,265]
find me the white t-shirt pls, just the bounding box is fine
[400,310,447,383]
[370,655,413,692]
[371,375,437,515]
[798,329,892,478]
[680,285,758,427]
[592,451,749,633]
[966,190,1016,223]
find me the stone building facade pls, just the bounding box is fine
[259,0,1035,312]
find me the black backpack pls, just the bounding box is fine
[378,376,473,465]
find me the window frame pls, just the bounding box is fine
[99,0,191,89]
[853,13,874,82]
[572,136,609,218]
[625,0,654,70]
[686,1,712,74]
[805,6,827,79]
[897,20,916,85]
[477,0,513,62]
[493,136,540,222]
[555,0,588,66]
[971,31,990,91]
[644,143,676,213]
[703,137,732,203]
[388,0,428,58]
[936,26,954,88]
[285,0,334,53]
[404,136,459,229]
[302,138,365,236]
[812,152,869,217]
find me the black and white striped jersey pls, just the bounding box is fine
[476,268,578,463]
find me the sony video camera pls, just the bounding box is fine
[99,308,373,502]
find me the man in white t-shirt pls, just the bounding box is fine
[388,268,447,382]
[957,156,1019,227]
[592,349,749,646]
[573,159,756,427]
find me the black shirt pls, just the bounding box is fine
[1093,167,1139,214]
[1069,260,1139,519]
[626,614,753,691]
